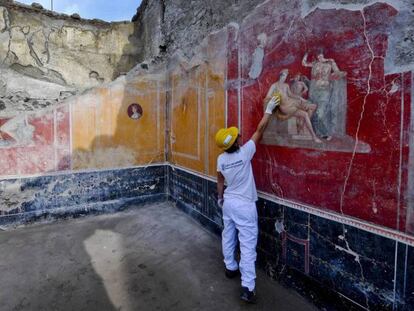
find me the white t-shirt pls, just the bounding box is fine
[217,140,258,202]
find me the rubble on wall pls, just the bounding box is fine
[0,66,77,117]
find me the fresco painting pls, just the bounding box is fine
[227,1,412,233]
[169,29,227,175]
[260,51,371,151]
[303,52,347,139]
[264,68,320,143]
[0,108,69,176]
[0,73,166,175]
[72,77,166,170]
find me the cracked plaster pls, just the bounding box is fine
[300,0,414,74]
[0,1,141,112]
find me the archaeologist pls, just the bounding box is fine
[215,94,280,303]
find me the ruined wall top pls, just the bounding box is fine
[0,0,141,117]
[0,0,129,26]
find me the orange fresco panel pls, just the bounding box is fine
[171,87,199,157]
[106,80,164,166]
[72,79,165,170]
[170,67,206,173]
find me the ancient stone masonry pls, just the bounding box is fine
[0,0,141,114]
[132,0,265,62]
[131,0,414,74]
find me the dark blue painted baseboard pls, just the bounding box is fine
[0,193,167,227]
[0,165,167,227]
[167,166,414,311]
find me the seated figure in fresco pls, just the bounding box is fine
[290,74,311,135]
[302,51,347,140]
[264,69,322,143]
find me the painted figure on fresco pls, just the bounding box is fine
[264,69,322,143]
[291,74,309,97]
[290,74,311,135]
[248,33,267,79]
[0,116,34,146]
[302,52,347,140]
[131,106,141,120]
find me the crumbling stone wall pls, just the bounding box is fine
[132,0,414,73]
[0,0,140,115]
[132,0,266,62]
[0,0,268,115]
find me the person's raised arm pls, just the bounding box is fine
[251,96,279,145]
[302,53,312,68]
[302,82,308,95]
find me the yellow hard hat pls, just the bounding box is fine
[215,127,239,150]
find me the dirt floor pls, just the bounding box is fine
[0,202,317,311]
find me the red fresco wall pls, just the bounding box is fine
[227,1,412,232]
[0,105,71,177]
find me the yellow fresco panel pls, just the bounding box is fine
[170,66,206,173]
[171,86,200,157]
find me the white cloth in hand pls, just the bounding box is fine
[265,96,280,114]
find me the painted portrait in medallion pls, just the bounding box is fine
[127,103,143,120]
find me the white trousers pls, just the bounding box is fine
[222,198,258,291]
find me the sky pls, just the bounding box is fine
[17,0,142,21]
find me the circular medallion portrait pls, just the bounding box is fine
[127,103,143,120]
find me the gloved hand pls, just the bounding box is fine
[217,198,224,208]
[265,94,281,114]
